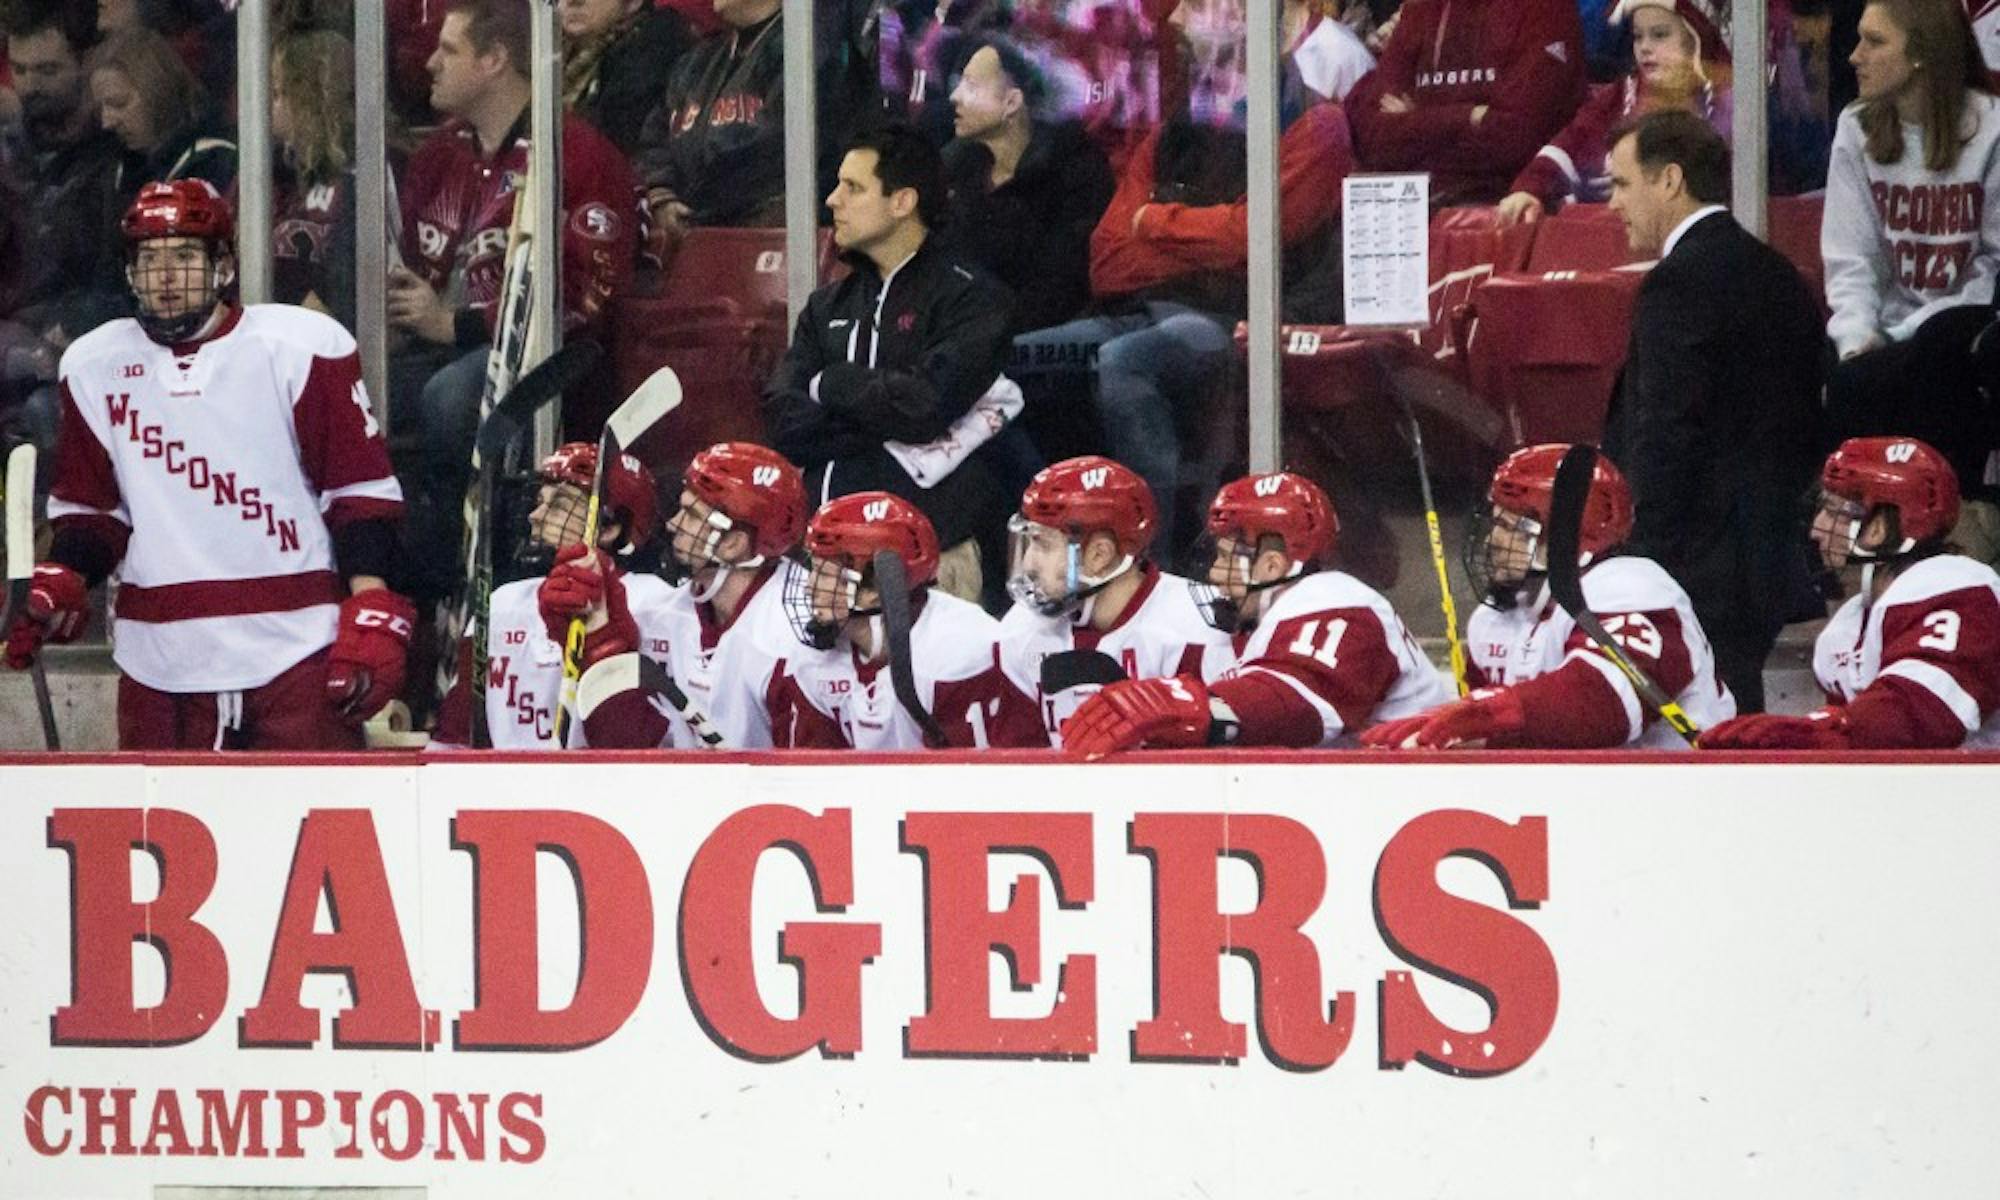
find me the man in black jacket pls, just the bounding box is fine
[763,124,1016,595]
[1601,111,1824,713]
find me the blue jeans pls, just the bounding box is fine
[1012,302,1234,552]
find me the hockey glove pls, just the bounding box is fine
[1407,686,1526,749]
[1063,675,1213,760]
[538,545,637,669]
[4,564,88,669]
[1699,709,1852,750]
[325,588,416,722]
[1359,711,1437,750]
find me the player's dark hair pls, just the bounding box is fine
[446,0,531,79]
[1610,109,1730,204]
[4,0,100,57]
[847,122,946,230]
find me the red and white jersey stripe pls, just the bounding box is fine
[50,305,402,691]
[1221,570,1450,745]
[1815,555,2000,749]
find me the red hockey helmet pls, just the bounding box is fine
[805,491,941,587]
[683,442,807,558]
[121,179,235,246]
[1821,436,1960,548]
[1019,456,1158,558]
[539,442,661,550]
[1488,443,1634,556]
[1205,471,1339,566]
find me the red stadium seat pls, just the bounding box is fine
[1466,267,1648,447]
[596,227,834,480]
[1524,203,1646,272]
[1768,192,1828,317]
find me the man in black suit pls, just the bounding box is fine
[1601,110,1825,713]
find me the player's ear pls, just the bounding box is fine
[716,527,753,563]
[597,518,625,551]
[1082,531,1120,575]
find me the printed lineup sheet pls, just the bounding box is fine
[1342,173,1430,327]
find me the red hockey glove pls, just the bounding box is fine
[5,563,88,669]
[538,545,636,669]
[1359,711,1437,750]
[1699,709,1852,750]
[325,588,415,722]
[1409,686,1526,749]
[1063,675,1213,760]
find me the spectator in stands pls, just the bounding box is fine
[1602,110,1825,713]
[1014,0,1354,553]
[1345,0,1586,205]
[97,0,234,107]
[3,2,124,345]
[561,0,693,158]
[1291,0,1377,103]
[89,29,236,206]
[271,29,400,332]
[1498,0,1825,226]
[879,0,1013,145]
[635,0,786,265]
[386,0,445,125]
[763,124,1017,602]
[389,0,636,598]
[943,35,1115,338]
[1825,0,2000,561]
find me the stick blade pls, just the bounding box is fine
[1040,648,1128,695]
[4,442,34,582]
[872,549,947,749]
[604,367,683,452]
[1546,443,1597,613]
[475,339,603,461]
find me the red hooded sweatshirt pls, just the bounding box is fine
[1347,0,1587,204]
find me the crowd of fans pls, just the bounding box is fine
[0,0,1997,753]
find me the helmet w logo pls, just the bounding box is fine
[1886,442,1918,464]
[1253,475,1283,497]
[752,465,781,487]
[863,500,891,521]
[1080,467,1110,490]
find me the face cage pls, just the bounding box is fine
[129,243,224,344]
[783,553,879,650]
[1465,505,1543,610]
[1005,515,1132,618]
[510,480,593,576]
[1187,533,1261,633]
[663,499,759,599]
[1811,489,1899,572]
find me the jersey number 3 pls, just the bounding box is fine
[1918,610,1961,653]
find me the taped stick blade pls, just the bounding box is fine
[5,442,37,582]
[604,367,683,452]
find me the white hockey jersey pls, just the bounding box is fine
[1216,570,1449,745]
[1814,554,2000,748]
[787,589,1044,750]
[1465,556,1735,748]
[442,572,679,749]
[647,558,806,749]
[49,306,402,691]
[998,564,1233,745]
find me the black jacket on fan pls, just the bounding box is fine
[940,121,1114,336]
[570,7,695,158]
[634,13,787,226]
[762,238,1015,546]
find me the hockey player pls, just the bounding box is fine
[432,442,671,748]
[567,441,812,749]
[2,180,411,749]
[783,490,1042,749]
[1363,444,1735,751]
[1702,437,2000,750]
[1064,471,1448,756]
[998,455,1231,744]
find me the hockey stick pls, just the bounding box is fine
[872,549,948,749]
[1039,648,1127,695]
[1392,395,1469,695]
[1547,444,1700,744]
[636,654,728,749]
[437,339,603,744]
[552,367,685,746]
[2,443,58,749]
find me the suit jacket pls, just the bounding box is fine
[1603,210,1825,640]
